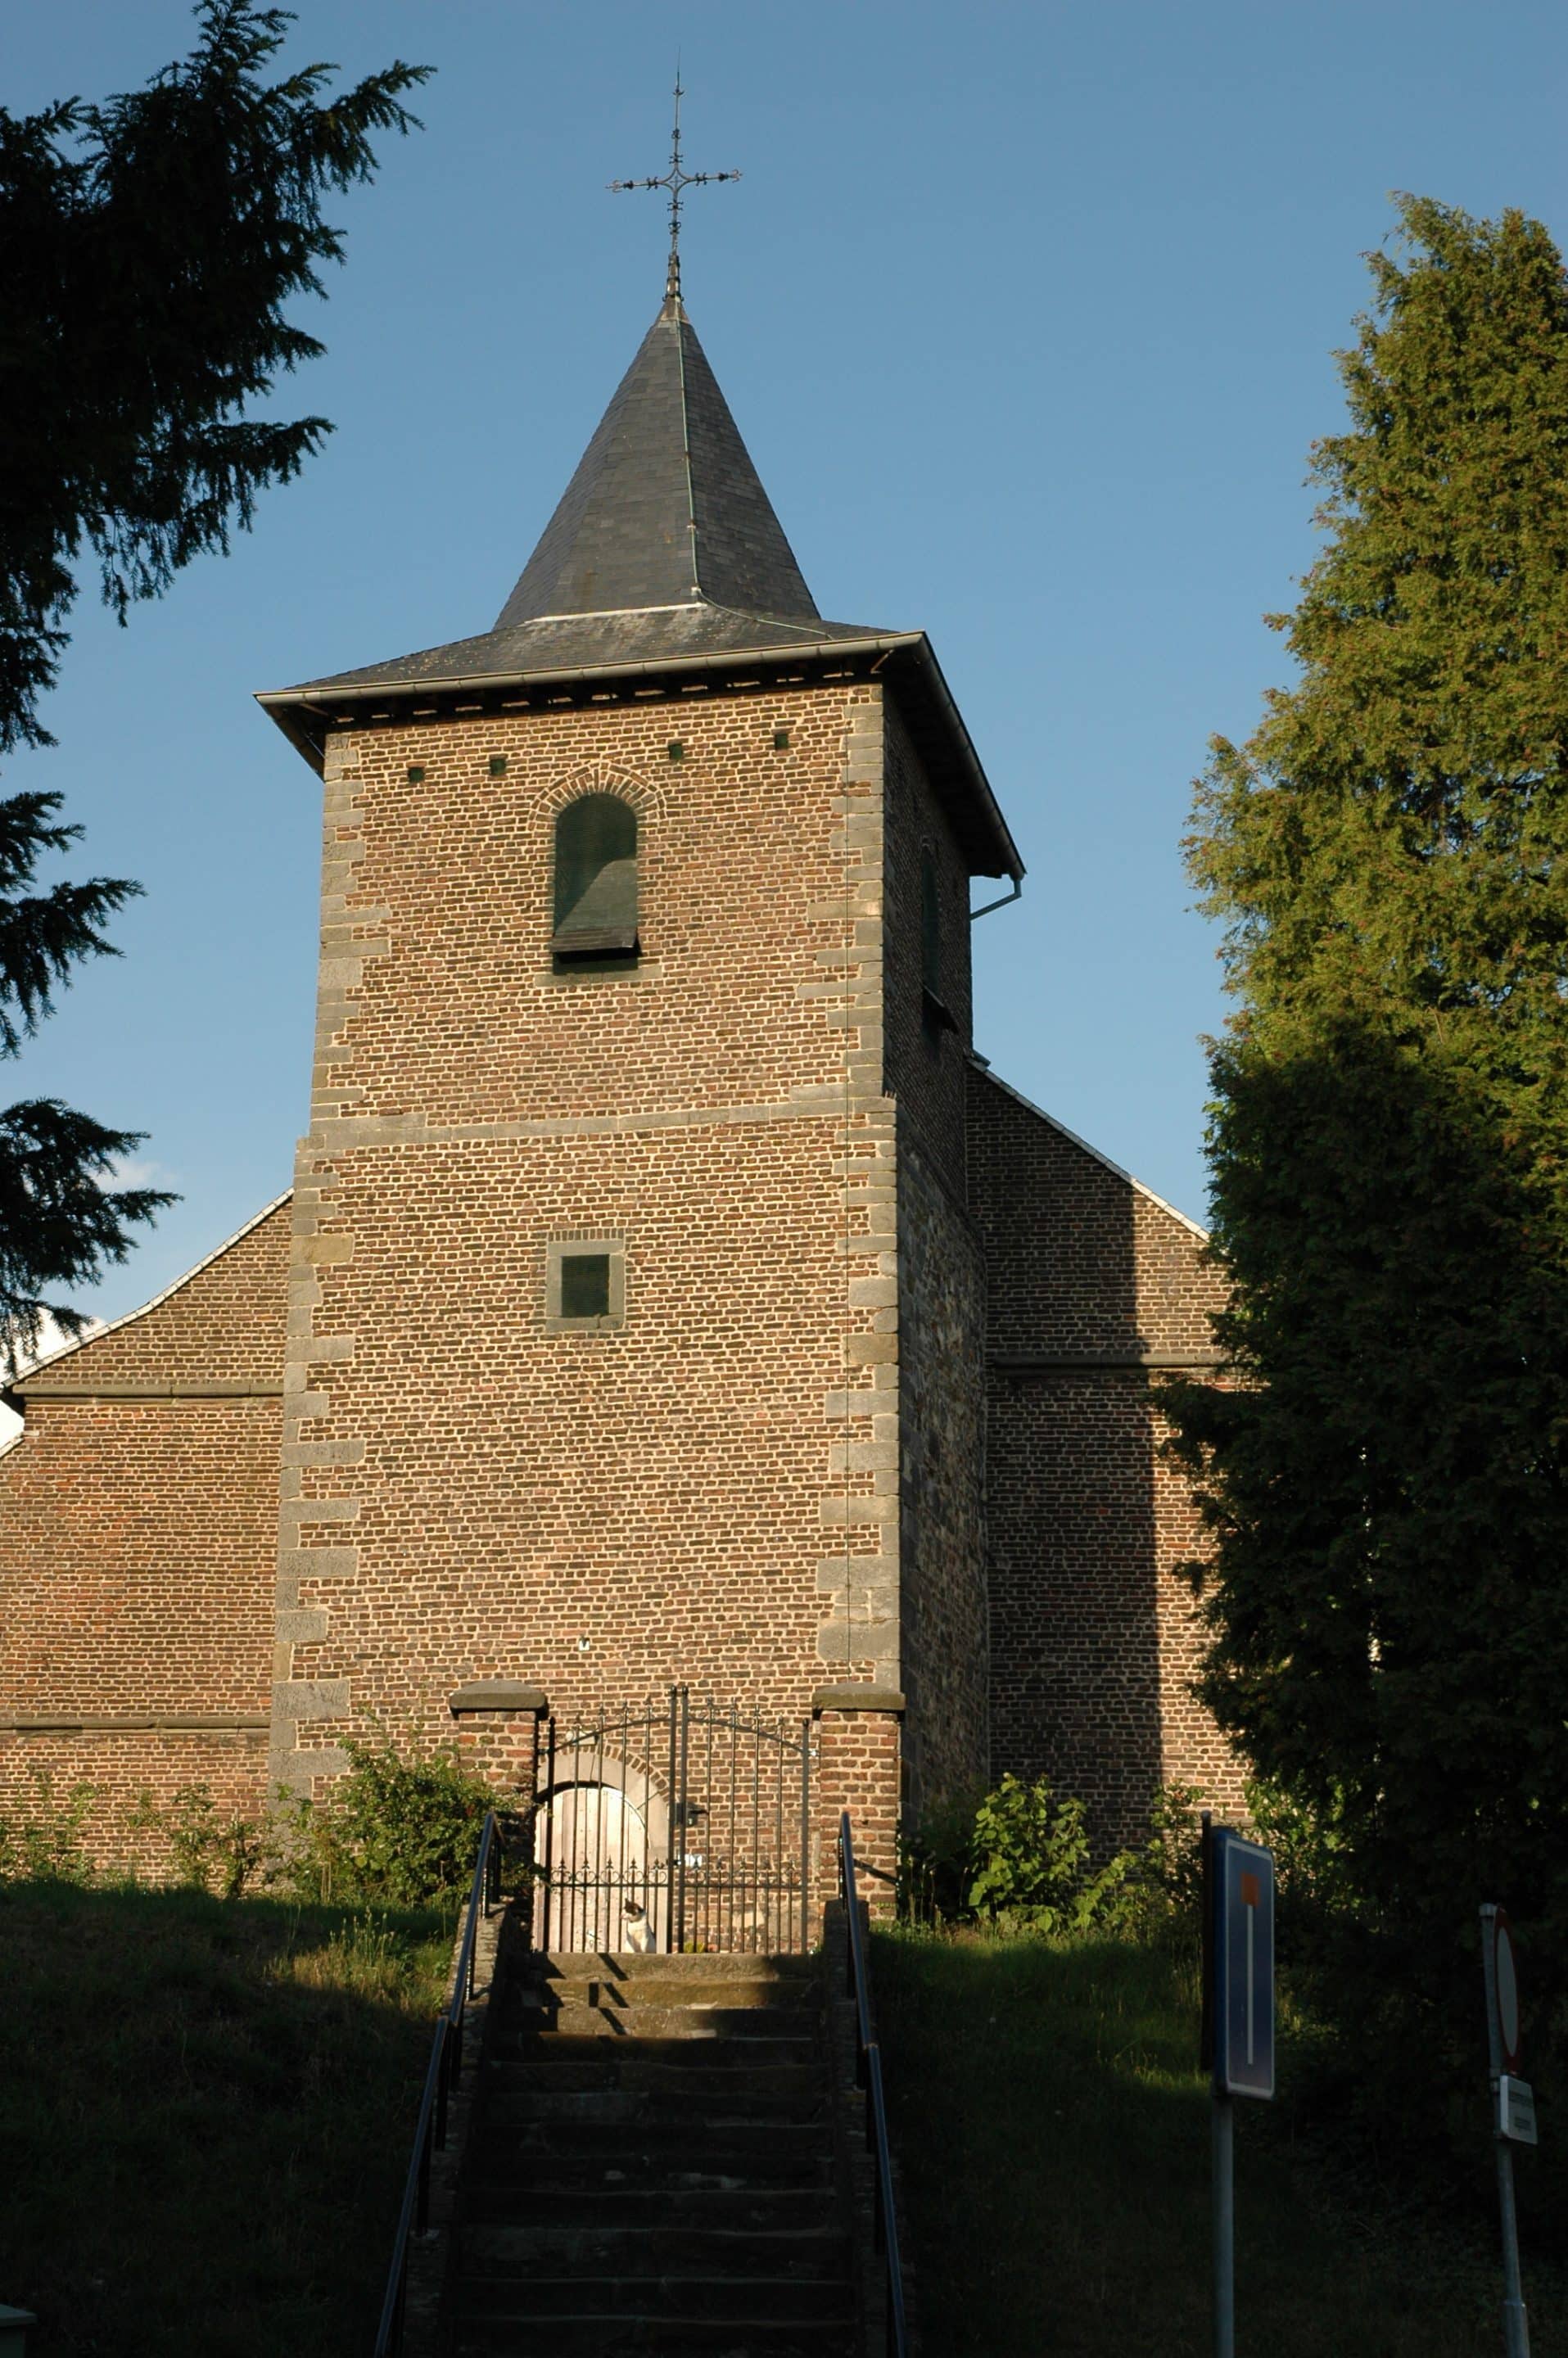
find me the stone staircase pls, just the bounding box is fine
[449,1945,861,2356]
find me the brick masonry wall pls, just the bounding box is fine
[273,683,906,1798]
[878,698,988,1814]
[881,698,973,1200]
[16,1198,290,1389]
[969,1071,1217,1359]
[0,1202,288,1868]
[0,1398,281,1719]
[965,1064,1246,1843]
[896,1141,987,1815]
[813,1706,901,1927]
[0,1729,269,1877]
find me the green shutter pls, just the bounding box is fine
[554,795,639,957]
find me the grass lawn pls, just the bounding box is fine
[0,1880,452,2357]
[873,1927,1565,2358]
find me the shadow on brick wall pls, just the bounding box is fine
[968,1064,1208,1852]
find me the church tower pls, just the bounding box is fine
[1,251,1242,1890]
[257,286,1023,1876]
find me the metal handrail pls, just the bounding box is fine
[373,1809,504,2357]
[838,1810,908,2358]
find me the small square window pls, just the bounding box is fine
[488,752,508,778]
[667,739,685,762]
[560,1251,610,1319]
[545,1238,626,1330]
[406,763,426,785]
[773,727,791,751]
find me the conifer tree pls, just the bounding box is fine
[1165,196,1568,2067]
[0,794,169,1365]
[0,4,428,1368]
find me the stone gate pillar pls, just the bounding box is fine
[447,1680,549,1802]
[449,1681,550,1945]
[811,1683,904,1934]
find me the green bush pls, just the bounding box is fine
[1132,1782,1207,1922]
[272,1734,500,1908]
[0,1771,97,1883]
[968,1774,1144,1936]
[899,1776,1227,1940]
[131,1783,269,1899]
[1242,1774,1357,1925]
[902,1773,1155,1938]
[897,1783,983,1924]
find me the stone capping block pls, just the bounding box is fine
[0,1713,269,1734]
[13,1381,285,1401]
[811,1683,906,1716]
[449,1682,549,1718]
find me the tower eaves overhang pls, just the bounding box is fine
[255,629,1023,883]
[255,293,1023,882]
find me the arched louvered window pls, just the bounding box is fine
[553,794,639,965]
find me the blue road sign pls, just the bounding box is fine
[1212,1827,1274,2100]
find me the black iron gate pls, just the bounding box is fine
[535,1687,813,1954]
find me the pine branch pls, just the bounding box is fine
[0,1096,175,1373]
[0,793,138,1053]
[0,2,432,751]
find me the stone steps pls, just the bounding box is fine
[486,2052,820,2095]
[463,2185,838,2231]
[498,2001,820,2040]
[517,1959,820,1998]
[449,1943,860,2356]
[464,2266,852,2316]
[481,2085,828,2128]
[462,2222,846,2274]
[469,2118,835,2181]
[451,2318,859,2356]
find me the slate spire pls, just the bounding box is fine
[271,296,890,702]
[496,296,820,630]
[257,294,1023,883]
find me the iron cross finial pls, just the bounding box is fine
[609,73,740,304]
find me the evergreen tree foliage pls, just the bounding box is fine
[1164,196,1568,2114]
[0,1,429,753]
[0,790,172,1369]
[0,5,427,1369]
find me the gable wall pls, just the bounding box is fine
[0,1203,290,1869]
[966,1067,1245,1844]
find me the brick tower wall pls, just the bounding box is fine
[880,705,987,1817]
[272,681,905,1812]
[965,1066,1245,1846]
[0,1202,289,1871]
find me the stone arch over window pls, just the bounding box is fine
[553,792,639,964]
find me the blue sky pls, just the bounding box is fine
[8,0,1568,1320]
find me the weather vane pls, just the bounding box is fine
[610,74,740,304]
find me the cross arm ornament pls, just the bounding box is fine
[609,75,740,303]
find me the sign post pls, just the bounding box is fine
[1480,1904,1533,2358]
[1201,1818,1275,2358]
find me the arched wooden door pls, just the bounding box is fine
[540,1778,665,1954]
